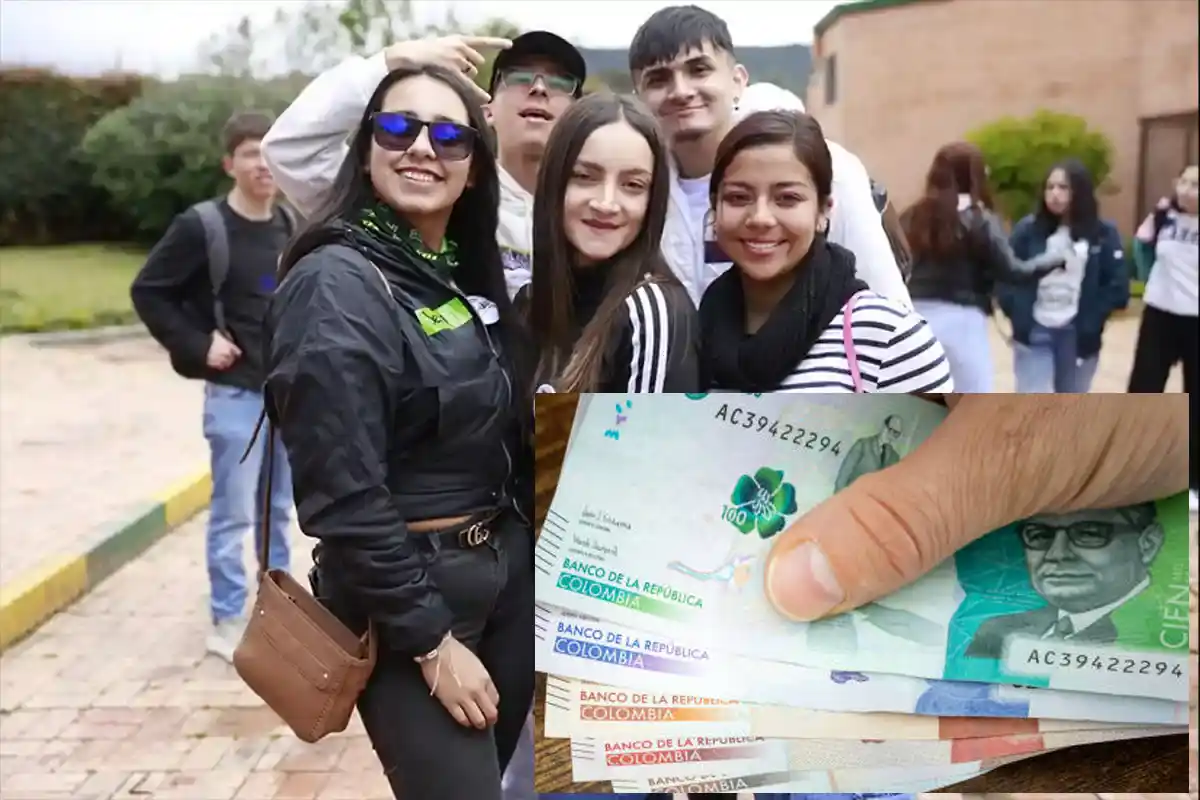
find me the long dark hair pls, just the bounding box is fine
[529,92,673,392]
[901,141,993,260]
[277,61,531,417]
[1034,158,1100,241]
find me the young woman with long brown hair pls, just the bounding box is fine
[523,92,699,393]
[698,111,952,394]
[901,141,1064,392]
[263,61,533,800]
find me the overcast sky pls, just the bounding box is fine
[0,0,837,77]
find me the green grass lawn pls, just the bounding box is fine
[0,244,146,334]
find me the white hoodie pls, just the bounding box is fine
[261,57,907,305]
[659,82,910,307]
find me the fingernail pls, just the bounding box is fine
[766,541,844,621]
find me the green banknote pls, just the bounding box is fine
[533,393,1191,701]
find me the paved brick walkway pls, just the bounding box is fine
[0,337,206,586]
[0,515,394,800]
[986,306,1185,394]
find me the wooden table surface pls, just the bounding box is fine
[532,680,1191,793]
[531,395,1198,796]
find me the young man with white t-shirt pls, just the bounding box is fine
[627,5,911,307]
[1128,164,1199,511]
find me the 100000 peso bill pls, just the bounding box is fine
[533,393,1192,701]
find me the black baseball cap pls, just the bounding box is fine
[489,31,587,97]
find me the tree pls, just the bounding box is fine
[197,15,261,78]
[196,0,520,80]
[596,69,634,94]
[78,77,300,241]
[967,110,1114,224]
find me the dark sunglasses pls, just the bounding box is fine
[1018,521,1118,551]
[371,112,477,161]
[500,69,579,96]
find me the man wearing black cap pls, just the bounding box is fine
[485,30,586,297]
[261,31,586,299]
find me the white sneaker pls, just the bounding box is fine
[206,617,246,663]
[1189,489,1199,514]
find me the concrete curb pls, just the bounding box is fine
[0,470,211,652]
[22,324,149,348]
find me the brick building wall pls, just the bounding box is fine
[806,0,1199,233]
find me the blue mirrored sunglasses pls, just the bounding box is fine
[371,112,477,161]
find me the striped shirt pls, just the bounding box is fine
[776,292,954,393]
[535,281,700,394]
[623,282,673,393]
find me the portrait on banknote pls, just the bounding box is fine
[964,502,1166,660]
[833,413,905,493]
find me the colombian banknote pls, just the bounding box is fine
[608,757,1025,795]
[535,605,1191,724]
[543,675,1152,740]
[570,725,1185,782]
[534,393,1192,700]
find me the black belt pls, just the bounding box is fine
[426,509,503,550]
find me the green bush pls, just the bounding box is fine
[0,68,146,245]
[79,76,300,243]
[968,110,1114,224]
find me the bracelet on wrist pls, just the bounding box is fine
[413,632,451,664]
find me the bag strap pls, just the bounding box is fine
[235,408,275,576]
[238,259,393,575]
[843,290,865,393]
[192,199,231,333]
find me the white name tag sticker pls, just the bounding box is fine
[466,295,500,325]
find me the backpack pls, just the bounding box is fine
[191,198,300,333]
[1151,203,1174,243]
[1133,200,1175,282]
[870,178,913,284]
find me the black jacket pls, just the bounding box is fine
[264,242,529,657]
[130,200,291,389]
[520,268,700,392]
[599,280,699,392]
[906,206,1054,314]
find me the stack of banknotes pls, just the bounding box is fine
[533,393,1192,795]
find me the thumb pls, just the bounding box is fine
[763,401,1008,621]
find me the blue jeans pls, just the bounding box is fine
[914,300,993,392]
[202,383,292,623]
[1012,322,1098,393]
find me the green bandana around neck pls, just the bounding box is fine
[353,201,460,280]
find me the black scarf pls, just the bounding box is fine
[571,259,618,333]
[534,259,618,388]
[341,201,460,281]
[700,237,868,392]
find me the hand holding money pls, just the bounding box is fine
[764,394,1190,623]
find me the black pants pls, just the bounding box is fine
[318,512,534,799]
[1128,304,1198,489]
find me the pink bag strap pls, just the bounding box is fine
[842,291,866,393]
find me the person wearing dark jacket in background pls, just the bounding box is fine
[522,92,699,393]
[263,62,533,800]
[997,158,1129,393]
[130,111,296,663]
[902,141,1065,392]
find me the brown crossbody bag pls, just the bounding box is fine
[232,416,377,743]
